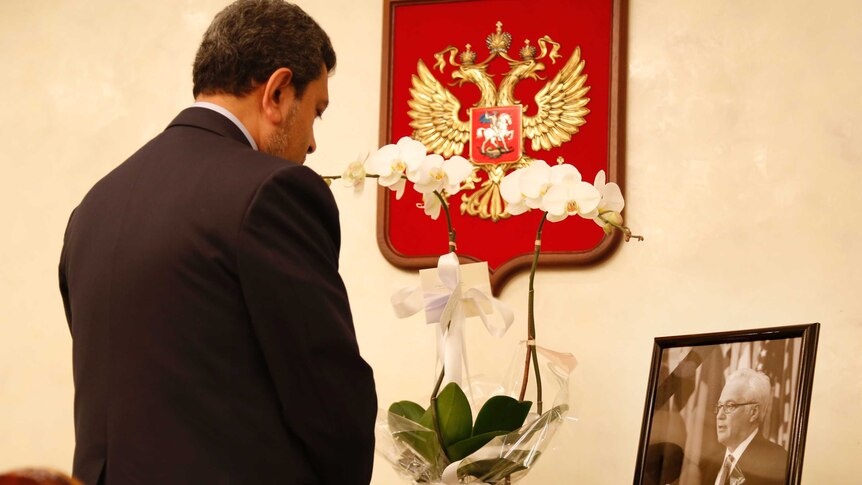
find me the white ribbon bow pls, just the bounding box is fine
[391,252,514,387]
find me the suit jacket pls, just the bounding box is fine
[59,107,377,485]
[700,433,788,485]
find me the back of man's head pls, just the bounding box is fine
[192,0,335,99]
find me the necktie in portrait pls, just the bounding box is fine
[716,455,734,485]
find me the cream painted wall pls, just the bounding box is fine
[1,0,859,483]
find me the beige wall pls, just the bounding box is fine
[1,0,859,483]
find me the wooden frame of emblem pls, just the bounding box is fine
[378,0,628,294]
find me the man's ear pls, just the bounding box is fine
[261,67,295,124]
[748,404,761,424]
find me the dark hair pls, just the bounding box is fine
[192,0,336,98]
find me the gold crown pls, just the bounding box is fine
[519,39,537,60]
[460,44,478,65]
[486,21,512,55]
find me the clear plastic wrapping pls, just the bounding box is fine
[376,343,575,484]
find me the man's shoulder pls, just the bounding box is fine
[243,159,337,222]
[747,434,788,460]
[134,114,317,188]
[157,114,320,187]
[737,434,788,484]
[74,116,327,227]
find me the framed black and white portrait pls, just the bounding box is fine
[633,323,819,485]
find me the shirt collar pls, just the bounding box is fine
[191,101,258,150]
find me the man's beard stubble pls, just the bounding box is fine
[263,124,289,159]
[262,103,298,161]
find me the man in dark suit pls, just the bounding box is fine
[58,1,376,484]
[700,369,787,485]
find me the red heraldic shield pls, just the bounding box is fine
[470,106,523,165]
[380,0,627,294]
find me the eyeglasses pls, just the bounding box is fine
[713,401,758,415]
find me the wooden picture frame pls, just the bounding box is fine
[378,0,628,294]
[633,323,820,485]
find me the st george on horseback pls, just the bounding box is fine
[475,111,514,158]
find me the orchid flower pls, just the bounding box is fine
[341,156,367,196]
[519,159,552,209]
[500,167,529,215]
[584,170,625,233]
[367,136,426,199]
[410,154,474,195]
[421,192,443,220]
[541,164,601,222]
[500,159,553,215]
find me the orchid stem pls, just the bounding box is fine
[597,210,644,242]
[430,367,450,461]
[518,212,547,415]
[434,190,457,252]
[430,189,456,462]
[320,174,381,181]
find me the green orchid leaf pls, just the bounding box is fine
[388,400,426,423]
[390,418,441,469]
[418,406,435,430]
[456,451,537,482]
[388,402,444,470]
[456,405,568,481]
[435,382,473,447]
[393,430,442,474]
[472,396,533,436]
[446,430,508,461]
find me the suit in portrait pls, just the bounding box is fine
[59,107,377,485]
[700,433,788,485]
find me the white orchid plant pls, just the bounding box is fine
[322,138,641,484]
[497,158,642,419]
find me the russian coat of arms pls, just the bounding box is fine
[407,21,591,222]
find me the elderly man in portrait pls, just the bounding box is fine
[701,369,788,485]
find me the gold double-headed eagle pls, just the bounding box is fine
[407,22,591,221]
